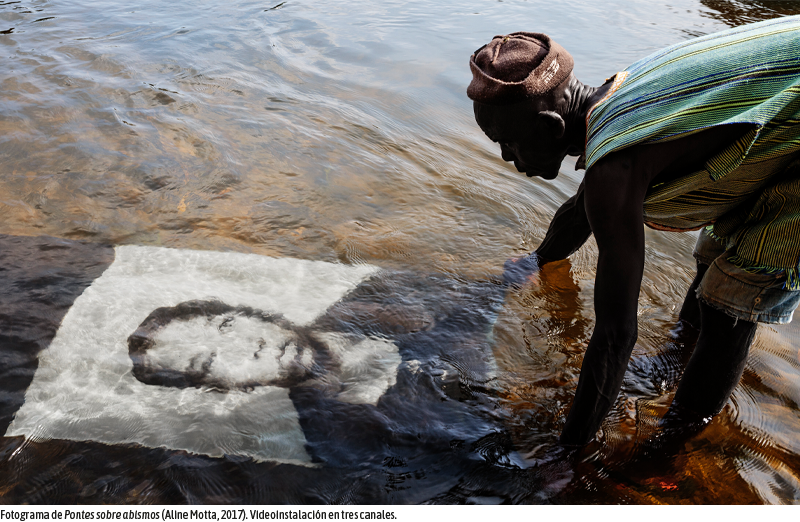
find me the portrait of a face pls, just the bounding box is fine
[128,301,329,391]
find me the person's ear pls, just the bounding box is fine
[537,111,565,140]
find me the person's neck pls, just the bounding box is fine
[563,76,612,152]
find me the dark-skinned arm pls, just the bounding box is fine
[559,154,650,446]
[502,184,592,287]
[535,181,593,263]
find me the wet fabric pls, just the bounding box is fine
[585,15,800,287]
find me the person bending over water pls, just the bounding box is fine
[468,17,800,447]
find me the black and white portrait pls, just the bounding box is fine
[5,245,401,465]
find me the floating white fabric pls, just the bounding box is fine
[6,245,398,465]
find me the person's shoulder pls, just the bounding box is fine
[583,140,676,203]
[585,143,657,178]
[583,149,645,201]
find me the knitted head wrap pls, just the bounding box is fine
[467,32,574,105]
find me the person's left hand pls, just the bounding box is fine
[502,252,541,289]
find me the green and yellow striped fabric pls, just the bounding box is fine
[585,15,800,288]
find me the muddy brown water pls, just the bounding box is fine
[2,0,800,504]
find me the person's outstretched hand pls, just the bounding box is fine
[502,252,541,289]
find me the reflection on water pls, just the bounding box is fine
[701,0,800,27]
[2,0,800,504]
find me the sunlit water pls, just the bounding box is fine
[2,0,800,504]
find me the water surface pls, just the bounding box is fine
[2,0,800,504]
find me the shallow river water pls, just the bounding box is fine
[2,0,800,505]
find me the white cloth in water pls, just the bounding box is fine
[6,245,399,465]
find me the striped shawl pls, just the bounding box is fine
[585,15,800,288]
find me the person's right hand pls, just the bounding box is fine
[502,252,540,289]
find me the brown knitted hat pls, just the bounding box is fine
[467,32,574,105]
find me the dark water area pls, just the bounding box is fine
[2,0,800,505]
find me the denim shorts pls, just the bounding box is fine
[693,232,800,324]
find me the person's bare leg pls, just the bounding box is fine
[657,300,756,448]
